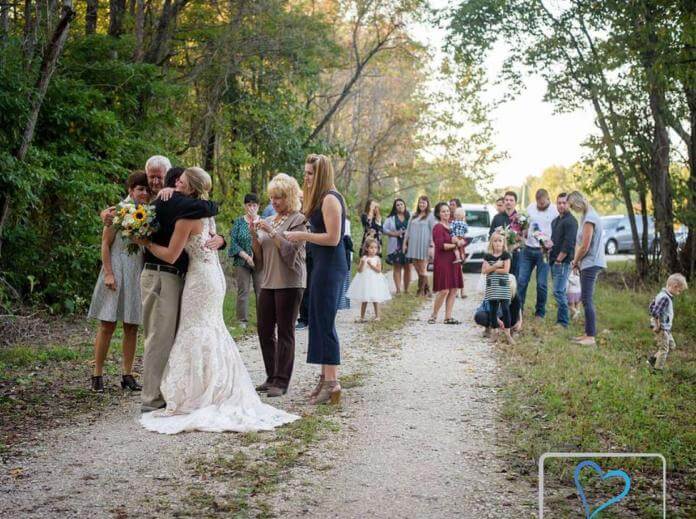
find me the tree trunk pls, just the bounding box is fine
[647,83,679,273]
[203,127,216,179]
[144,0,188,65]
[1,1,75,259]
[85,0,98,35]
[132,0,145,61]
[590,95,648,277]
[108,0,126,37]
[678,80,696,278]
[22,0,39,69]
[1,1,11,37]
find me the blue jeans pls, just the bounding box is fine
[517,247,549,317]
[551,262,571,326]
[580,266,602,336]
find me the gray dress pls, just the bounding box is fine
[87,231,144,324]
[405,212,435,260]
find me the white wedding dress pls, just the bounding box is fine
[140,218,299,434]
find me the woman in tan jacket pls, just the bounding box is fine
[252,173,307,397]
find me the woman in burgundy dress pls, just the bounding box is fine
[428,202,464,324]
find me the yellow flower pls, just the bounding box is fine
[134,208,146,221]
[119,207,128,217]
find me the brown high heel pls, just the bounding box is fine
[310,380,341,405]
[308,375,324,399]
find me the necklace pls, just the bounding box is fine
[270,214,289,230]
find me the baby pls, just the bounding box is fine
[450,207,469,264]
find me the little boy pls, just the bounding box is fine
[450,207,469,264]
[648,273,688,370]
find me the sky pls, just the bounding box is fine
[410,2,597,189]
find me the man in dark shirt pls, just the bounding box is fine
[549,192,578,327]
[489,191,521,279]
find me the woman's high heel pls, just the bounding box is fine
[310,380,341,405]
[121,374,142,391]
[308,375,324,399]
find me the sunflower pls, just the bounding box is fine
[133,208,147,221]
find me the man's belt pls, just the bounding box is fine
[144,263,184,278]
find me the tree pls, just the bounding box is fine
[447,0,693,278]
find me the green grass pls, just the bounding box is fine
[501,263,695,517]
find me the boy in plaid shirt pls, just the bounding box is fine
[451,207,469,264]
[648,273,688,370]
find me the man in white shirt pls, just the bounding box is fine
[517,189,559,318]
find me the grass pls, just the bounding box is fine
[500,263,695,517]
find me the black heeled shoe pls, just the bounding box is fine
[91,375,105,393]
[121,374,142,391]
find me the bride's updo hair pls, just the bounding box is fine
[183,167,212,200]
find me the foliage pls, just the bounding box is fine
[519,164,628,215]
[0,0,500,310]
[1,34,177,311]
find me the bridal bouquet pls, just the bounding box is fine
[112,201,157,254]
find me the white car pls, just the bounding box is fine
[461,204,496,269]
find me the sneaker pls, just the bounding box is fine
[575,337,596,346]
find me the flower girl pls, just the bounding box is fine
[347,238,392,321]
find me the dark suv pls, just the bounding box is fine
[602,215,657,255]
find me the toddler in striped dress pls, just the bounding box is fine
[482,232,514,344]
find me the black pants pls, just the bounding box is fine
[488,299,511,329]
[257,288,303,389]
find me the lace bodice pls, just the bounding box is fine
[184,218,219,267]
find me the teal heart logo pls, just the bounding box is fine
[573,461,631,518]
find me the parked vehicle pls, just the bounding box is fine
[675,225,689,252]
[462,204,496,269]
[602,215,658,255]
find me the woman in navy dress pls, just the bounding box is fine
[285,154,347,405]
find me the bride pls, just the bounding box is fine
[137,167,299,434]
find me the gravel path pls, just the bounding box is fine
[1,274,535,518]
[269,274,535,518]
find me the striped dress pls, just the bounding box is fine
[483,252,511,301]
